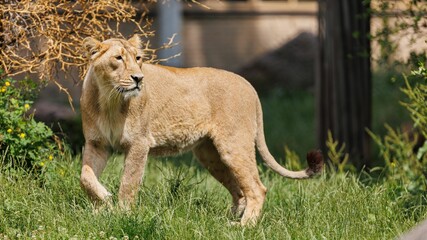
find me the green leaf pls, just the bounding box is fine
[416,140,427,160]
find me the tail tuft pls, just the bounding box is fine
[306,150,324,176]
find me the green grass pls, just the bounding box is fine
[0,70,422,239]
[1,155,426,239]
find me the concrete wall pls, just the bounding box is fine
[371,16,427,67]
[182,14,318,72]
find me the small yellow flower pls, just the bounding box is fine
[48,155,53,161]
[390,162,396,168]
[0,87,6,93]
[7,129,12,133]
[4,81,10,87]
[19,133,26,138]
[24,104,30,110]
[39,161,45,167]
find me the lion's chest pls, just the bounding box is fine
[97,113,127,149]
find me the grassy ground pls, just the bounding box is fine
[1,154,426,239]
[0,71,422,239]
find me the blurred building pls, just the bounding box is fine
[155,0,318,72]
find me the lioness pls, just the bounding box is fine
[80,35,323,225]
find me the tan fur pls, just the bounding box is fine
[80,35,323,225]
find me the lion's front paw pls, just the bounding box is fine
[92,195,113,214]
[103,192,113,207]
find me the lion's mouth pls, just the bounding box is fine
[115,84,142,100]
[124,86,140,92]
[117,85,141,94]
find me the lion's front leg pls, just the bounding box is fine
[118,142,149,209]
[80,141,111,203]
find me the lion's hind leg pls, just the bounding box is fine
[214,140,267,226]
[193,139,247,218]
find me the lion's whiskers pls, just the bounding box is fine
[109,85,122,101]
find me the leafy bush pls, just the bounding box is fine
[369,125,425,194]
[402,63,427,135]
[0,73,65,178]
[369,63,427,194]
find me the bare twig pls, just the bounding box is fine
[0,0,166,108]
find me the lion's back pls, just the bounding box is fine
[142,64,260,147]
[142,64,258,106]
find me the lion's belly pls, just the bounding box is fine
[148,138,205,157]
[148,126,208,157]
[148,141,201,157]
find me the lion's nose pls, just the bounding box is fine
[131,74,144,84]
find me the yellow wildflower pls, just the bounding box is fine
[4,81,10,87]
[7,129,12,133]
[19,133,26,138]
[0,87,5,93]
[48,155,53,161]
[390,162,396,168]
[24,104,30,110]
[39,161,45,167]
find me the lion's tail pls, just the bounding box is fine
[255,100,324,179]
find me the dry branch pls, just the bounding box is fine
[0,0,163,108]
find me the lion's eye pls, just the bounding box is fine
[136,56,142,61]
[115,56,123,61]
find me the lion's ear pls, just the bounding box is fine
[83,37,101,57]
[128,34,142,49]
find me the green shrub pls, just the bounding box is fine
[369,125,425,194]
[325,131,356,173]
[0,73,65,179]
[402,63,427,136]
[369,63,427,194]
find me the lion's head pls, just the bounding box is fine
[83,35,144,100]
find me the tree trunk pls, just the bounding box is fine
[317,0,372,168]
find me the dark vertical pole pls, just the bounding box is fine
[317,0,372,168]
